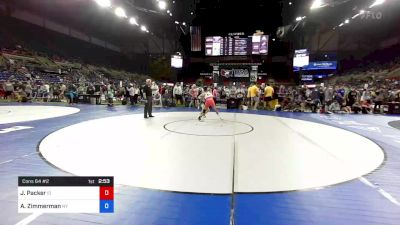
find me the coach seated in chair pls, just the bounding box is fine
[153,91,162,107]
[66,84,78,105]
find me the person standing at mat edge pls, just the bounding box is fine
[142,79,154,118]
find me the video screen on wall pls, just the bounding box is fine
[171,55,183,68]
[293,49,310,68]
[205,34,269,56]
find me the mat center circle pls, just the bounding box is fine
[164,119,254,136]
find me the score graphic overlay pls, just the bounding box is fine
[18,177,114,213]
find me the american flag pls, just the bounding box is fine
[190,26,201,52]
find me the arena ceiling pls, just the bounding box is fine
[7,0,399,54]
[192,0,283,36]
[9,0,185,46]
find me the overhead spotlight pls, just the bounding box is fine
[289,2,292,6]
[360,10,365,14]
[95,0,111,8]
[146,30,149,33]
[173,1,175,3]
[158,1,167,10]
[295,16,303,21]
[167,10,170,13]
[141,25,147,32]
[272,38,276,41]
[370,0,385,8]
[115,7,127,18]
[169,13,173,16]
[345,19,350,24]
[182,22,186,26]
[339,23,344,27]
[129,17,138,26]
[190,12,194,15]
[310,0,324,10]
[175,21,179,24]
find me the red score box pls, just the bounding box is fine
[99,186,114,200]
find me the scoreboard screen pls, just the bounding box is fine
[205,34,268,56]
[18,176,114,213]
[293,49,310,68]
[171,55,183,68]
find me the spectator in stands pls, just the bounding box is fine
[106,81,115,107]
[151,81,159,96]
[224,86,232,98]
[395,90,400,102]
[230,85,237,98]
[14,86,26,102]
[60,83,67,100]
[310,88,321,113]
[272,85,280,110]
[162,87,173,107]
[133,84,140,105]
[0,82,4,98]
[324,85,334,111]
[127,84,139,106]
[277,85,286,103]
[189,84,199,109]
[387,88,397,102]
[360,88,371,103]
[66,84,77,105]
[159,84,166,96]
[305,87,312,99]
[333,91,344,106]
[86,83,95,95]
[236,85,246,106]
[153,91,162,107]
[372,89,385,113]
[173,83,183,105]
[3,80,14,100]
[76,84,85,95]
[40,82,50,102]
[318,86,325,105]
[123,83,130,102]
[52,83,60,100]
[295,89,306,112]
[212,86,219,104]
[346,87,358,113]
[24,81,32,98]
[328,100,341,113]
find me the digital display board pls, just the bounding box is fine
[205,35,269,56]
[171,55,183,68]
[293,49,309,68]
[294,61,337,71]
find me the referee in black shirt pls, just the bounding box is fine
[142,79,154,118]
